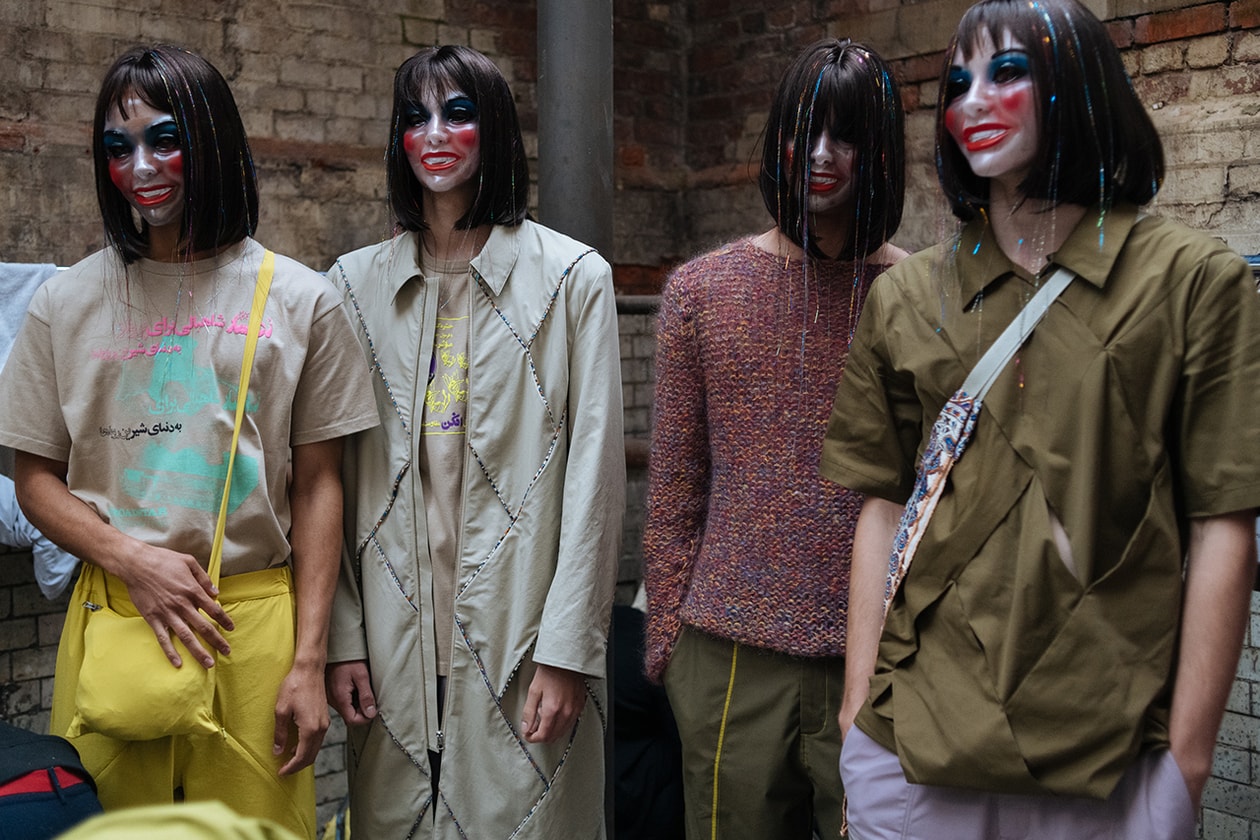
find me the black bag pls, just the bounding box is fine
[0,720,102,839]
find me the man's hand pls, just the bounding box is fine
[118,543,234,669]
[838,496,904,742]
[838,694,864,741]
[1168,511,1256,810]
[275,437,344,775]
[521,663,588,743]
[326,659,377,725]
[15,450,232,669]
[274,662,331,776]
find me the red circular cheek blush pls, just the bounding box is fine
[402,130,421,157]
[163,150,184,178]
[108,159,130,193]
[996,86,1029,120]
[448,124,478,154]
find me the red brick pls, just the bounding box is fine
[686,143,728,171]
[692,18,741,42]
[449,2,535,30]
[620,144,647,167]
[1134,3,1226,45]
[642,95,685,121]
[691,0,736,20]
[900,85,922,113]
[895,51,948,85]
[635,117,685,146]
[499,28,535,58]
[691,42,735,74]
[1131,71,1192,105]
[0,130,24,152]
[1107,19,1135,49]
[616,19,674,47]
[740,11,767,35]
[767,7,796,28]
[621,67,678,99]
[1231,0,1260,28]
[690,94,739,121]
[613,263,671,295]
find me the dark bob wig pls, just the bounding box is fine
[388,46,529,231]
[759,39,905,260]
[936,0,1164,220]
[94,45,258,264]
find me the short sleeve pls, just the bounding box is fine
[1175,248,1260,517]
[0,285,72,461]
[820,275,922,502]
[289,293,379,447]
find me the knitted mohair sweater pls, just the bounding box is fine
[643,237,887,682]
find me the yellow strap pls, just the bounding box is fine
[711,642,739,840]
[207,249,274,586]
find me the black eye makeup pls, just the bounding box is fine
[143,120,180,152]
[944,48,1031,106]
[404,105,432,128]
[102,131,133,159]
[945,67,972,105]
[404,95,478,130]
[102,119,181,158]
[989,50,1031,84]
[442,96,477,124]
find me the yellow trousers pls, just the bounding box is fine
[51,565,316,840]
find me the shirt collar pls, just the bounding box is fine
[469,223,520,296]
[384,224,521,302]
[385,231,423,303]
[957,204,1141,305]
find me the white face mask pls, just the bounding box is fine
[944,30,1039,187]
[402,91,482,202]
[103,94,186,232]
[802,131,858,217]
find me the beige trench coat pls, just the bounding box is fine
[328,221,624,839]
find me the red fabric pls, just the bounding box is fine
[0,767,87,795]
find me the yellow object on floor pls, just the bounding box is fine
[57,800,301,839]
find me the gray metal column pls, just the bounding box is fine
[538,11,617,834]
[537,0,614,258]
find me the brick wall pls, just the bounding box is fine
[1207,590,1260,839]
[617,298,658,600]
[0,1,543,270]
[2,1,1255,275]
[3,0,1259,835]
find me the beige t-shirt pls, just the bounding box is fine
[417,253,470,677]
[0,239,379,576]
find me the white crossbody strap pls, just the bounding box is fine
[960,266,1075,400]
[880,265,1076,617]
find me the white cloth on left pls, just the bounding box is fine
[0,263,76,598]
[0,262,58,371]
[0,473,80,599]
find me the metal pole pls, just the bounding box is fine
[538,4,616,832]
[537,10,616,834]
[537,0,614,259]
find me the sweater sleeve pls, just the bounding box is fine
[642,266,711,683]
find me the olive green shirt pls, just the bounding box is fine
[821,205,1260,798]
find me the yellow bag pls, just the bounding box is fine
[67,251,274,742]
[69,564,219,739]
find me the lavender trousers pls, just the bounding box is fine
[840,726,1196,840]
